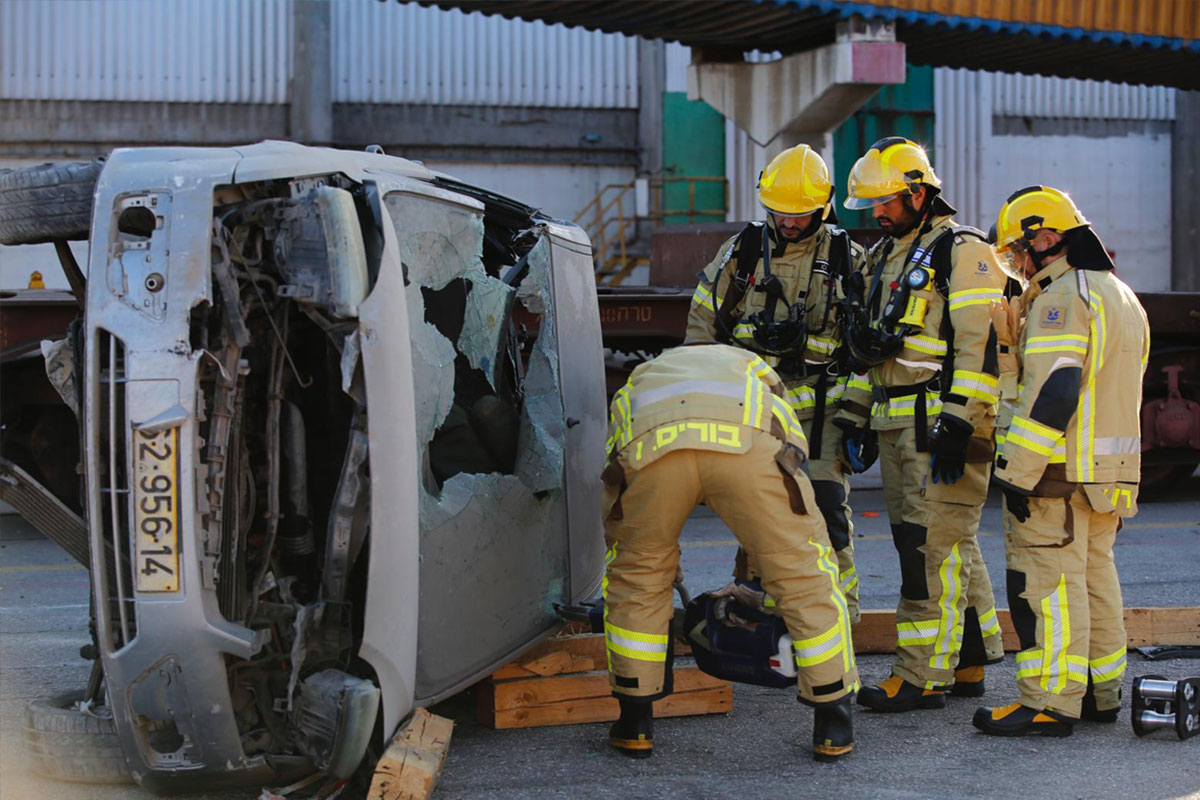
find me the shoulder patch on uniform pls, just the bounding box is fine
[975,260,989,275]
[1040,305,1066,329]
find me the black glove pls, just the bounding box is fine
[835,420,878,474]
[928,414,974,484]
[1003,486,1031,523]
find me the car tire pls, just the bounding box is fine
[0,161,102,245]
[22,691,132,784]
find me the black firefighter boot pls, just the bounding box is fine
[812,695,854,762]
[609,697,653,758]
[972,702,1075,737]
[1081,676,1121,723]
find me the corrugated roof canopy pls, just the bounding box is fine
[411,0,1200,90]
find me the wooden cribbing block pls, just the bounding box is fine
[367,708,454,800]
[852,606,1200,653]
[478,632,731,730]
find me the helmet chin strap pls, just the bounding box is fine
[1021,235,1066,272]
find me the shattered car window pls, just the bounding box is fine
[383,191,570,695]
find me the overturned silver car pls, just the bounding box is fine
[3,141,605,791]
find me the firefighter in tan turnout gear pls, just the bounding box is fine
[601,345,859,761]
[837,138,1006,712]
[684,144,867,624]
[974,187,1149,737]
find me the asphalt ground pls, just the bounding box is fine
[1,469,1198,800]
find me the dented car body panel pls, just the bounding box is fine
[77,141,605,791]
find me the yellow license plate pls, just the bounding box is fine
[132,428,180,592]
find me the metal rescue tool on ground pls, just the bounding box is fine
[1131,675,1200,740]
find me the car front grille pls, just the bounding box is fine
[96,328,138,649]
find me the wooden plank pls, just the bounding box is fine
[491,651,596,681]
[1125,606,1200,646]
[853,606,1200,653]
[490,633,690,680]
[485,685,733,730]
[491,666,727,711]
[366,708,454,800]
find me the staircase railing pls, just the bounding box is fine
[576,176,728,286]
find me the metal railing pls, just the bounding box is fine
[576,176,728,286]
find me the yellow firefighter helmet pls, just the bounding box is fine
[757,144,834,217]
[993,185,1090,252]
[844,137,941,210]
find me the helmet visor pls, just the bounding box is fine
[762,204,820,222]
[843,191,900,210]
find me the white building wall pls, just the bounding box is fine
[936,68,1175,292]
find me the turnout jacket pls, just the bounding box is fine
[994,258,1149,508]
[684,220,866,423]
[833,214,1007,434]
[606,345,806,469]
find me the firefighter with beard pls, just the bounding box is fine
[685,144,868,624]
[836,138,1008,712]
[973,187,1148,736]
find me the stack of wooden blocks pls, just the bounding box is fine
[476,627,732,729]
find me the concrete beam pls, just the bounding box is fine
[687,20,905,148]
[333,104,638,165]
[0,100,636,166]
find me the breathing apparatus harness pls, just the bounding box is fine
[842,208,989,450]
[711,219,851,459]
[712,219,850,377]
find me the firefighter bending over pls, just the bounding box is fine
[601,344,859,761]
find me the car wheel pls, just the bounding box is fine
[21,691,132,784]
[0,161,102,245]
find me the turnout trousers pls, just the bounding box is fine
[1004,488,1126,717]
[803,409,859,624]
[878,425,1004,689]
[602,429,859,705]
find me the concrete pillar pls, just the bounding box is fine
[291,0,332,145]
[1172,90,1200,291]
[687,18,904,149]
[637,38,665,177]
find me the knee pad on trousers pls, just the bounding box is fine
[891,523,929,601]
[958,606,986,667]
[811,480,850,552]
[1006,568,1037,650]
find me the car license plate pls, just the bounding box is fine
[132,427,180,592]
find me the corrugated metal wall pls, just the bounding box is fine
[0,0,639,108]
[0,0,292,103]
[331,2,638,107]
[992,72,1176,120]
